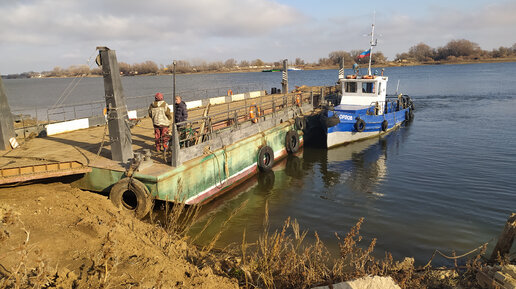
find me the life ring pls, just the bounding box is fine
[381,120,388,132]
[354,118,366,132]
[295,94,301,106]
[9,137,19,149]
[227,89,233,96]
[103,107,108,116]
[257,145,274,172]
[285,130,300,154]
[294,116,305,131]
[249,104,259,123]
[110,177,153,219]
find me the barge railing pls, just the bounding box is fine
[168,90,319,165]
[9,83,266,140]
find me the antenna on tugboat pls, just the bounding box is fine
[396,79,400,95]
[368,11,377,76]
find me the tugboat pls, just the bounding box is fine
[325,21,414,148]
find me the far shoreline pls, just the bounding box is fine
[3,58,516,79]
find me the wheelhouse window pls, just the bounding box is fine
[345,82,357,93]
[362,82,375,94]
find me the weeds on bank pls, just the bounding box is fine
[192,201,492,289]
[0,206,55,288]
[148,197,496,289]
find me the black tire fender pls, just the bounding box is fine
[405,110,411,121]
[257,145,274,172]
[326,115,340,128]
[354,118,366,132]
[294,117,306,131]
[381,120,388,132]
[110,177,153,219]
[285,130,300,154]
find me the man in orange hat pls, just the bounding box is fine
[148,92,172,151]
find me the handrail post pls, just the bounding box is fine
[281,59,289,94]
[170,124,181,167]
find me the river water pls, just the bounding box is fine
[3,62,516,264]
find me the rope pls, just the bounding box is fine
[423,239,494,269]
[89,119,109,165]
[50,50,98,109]
[203,146,228,189]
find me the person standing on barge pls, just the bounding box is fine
[174,95,188,146]
[148,92,172,151]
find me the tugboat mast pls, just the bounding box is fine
[368,13,378,76]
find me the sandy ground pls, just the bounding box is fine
[0,182,238,288]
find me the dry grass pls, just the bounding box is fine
[0,205,55,288]
[196,202,493,289]
[144,197,497,289]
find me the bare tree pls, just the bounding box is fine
[371,51,387,64]
[408,43,435,61]
[119,62,131,75]
[49,66,64,77]
[251,59,264,67]
[318,57,331,66]
[328,51,352,65]
[436,39,480,60]
[239,60,250,67]
[295,57,305,66]
[224,58,237,68]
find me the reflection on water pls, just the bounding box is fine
[188,130,402,256]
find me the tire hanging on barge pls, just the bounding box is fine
[285,130,300,154]
[257,145,274,172]
[295,116,306,131]
[110,177,153,219]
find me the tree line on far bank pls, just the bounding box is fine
[4,39,516,79]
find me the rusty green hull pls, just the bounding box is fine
[75,119,303,204]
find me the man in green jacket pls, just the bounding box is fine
[148,92,172,151]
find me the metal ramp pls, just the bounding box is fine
[0,161,91,185]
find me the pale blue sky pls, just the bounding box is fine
[1,0,515,74]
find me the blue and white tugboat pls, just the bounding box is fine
[325,22,414,148]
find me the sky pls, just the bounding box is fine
[1,0,515,74]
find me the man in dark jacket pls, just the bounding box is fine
[174,95,188,123]
[174,96,188,146]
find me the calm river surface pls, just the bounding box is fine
[3,62,516,264]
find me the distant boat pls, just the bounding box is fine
[262,67,302,72]
[324,19,415,148]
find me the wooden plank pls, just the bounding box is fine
[195,104,211,145]
[0,167,92,185]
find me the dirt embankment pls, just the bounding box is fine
[0,182,238,288]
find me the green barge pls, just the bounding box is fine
[0,47,328,220]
